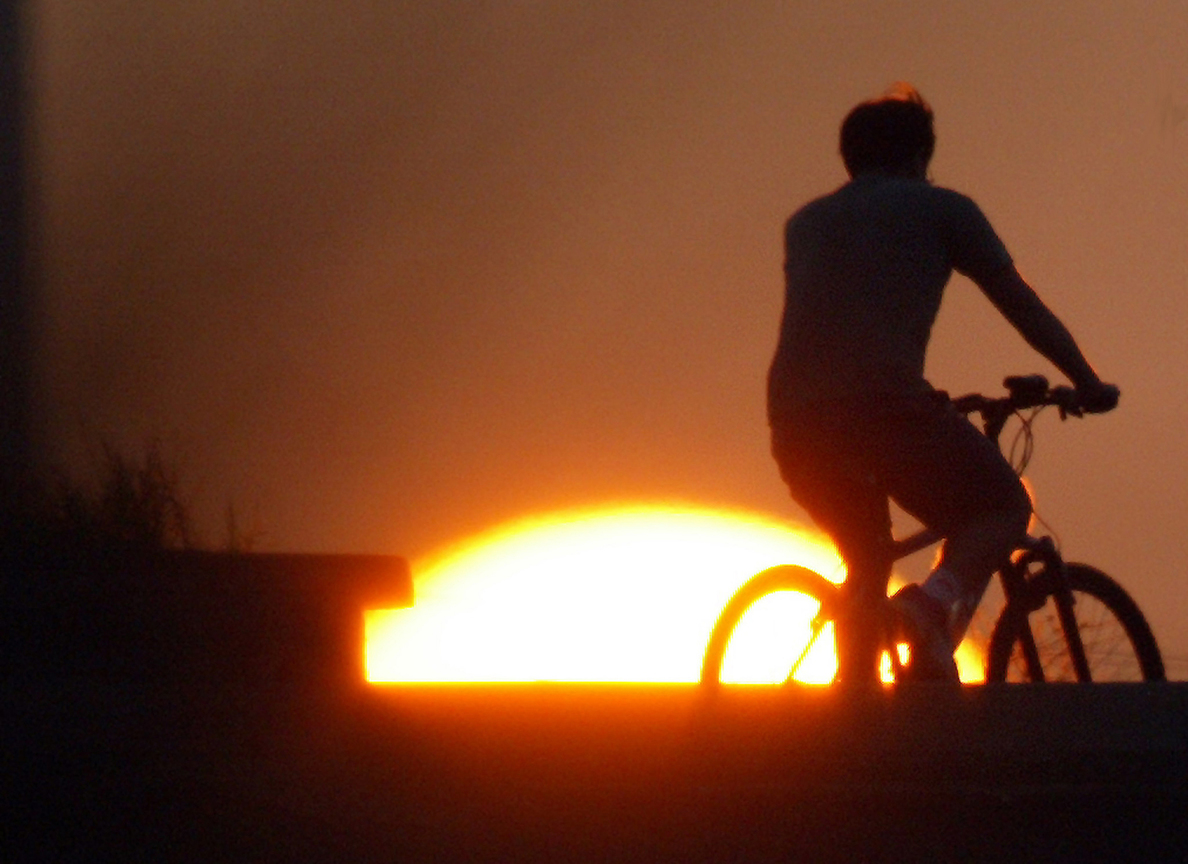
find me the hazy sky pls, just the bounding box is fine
[29,2,1188,663]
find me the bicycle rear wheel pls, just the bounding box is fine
[700,565,840,686]
[987,563,1164,682]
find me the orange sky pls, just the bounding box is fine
[28,2,1188,669]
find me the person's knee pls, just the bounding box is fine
[944,498,1030,570]
[1006,482,1034,542]
[974,499,1031,569]
[995,503,1031,557]
[980,476,1032,549]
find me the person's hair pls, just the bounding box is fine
[839,83,935,177]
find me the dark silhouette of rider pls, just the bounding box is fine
[767,84,1119,682]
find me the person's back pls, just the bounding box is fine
[767,84,1118,682]
[769,175,1011,413]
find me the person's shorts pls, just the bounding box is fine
[770,391,1031,573]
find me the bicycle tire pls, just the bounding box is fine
[700,565,840,686]
[987,563,1165,682]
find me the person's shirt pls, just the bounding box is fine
[767,174,1014,422]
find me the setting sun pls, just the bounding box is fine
[365,504,985,684]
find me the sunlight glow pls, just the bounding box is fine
[717,591,838,684]
[365,503,986,684]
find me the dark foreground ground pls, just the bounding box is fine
[9,679,1188,862]
[4,552,1186,861]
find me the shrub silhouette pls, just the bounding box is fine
[9,439,195,556]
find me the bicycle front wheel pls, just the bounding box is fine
[987,563,1165,682]
[700,565,840,686]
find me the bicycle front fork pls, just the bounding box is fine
[1009,535,1093,682]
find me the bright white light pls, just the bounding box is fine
[366,504,842,683]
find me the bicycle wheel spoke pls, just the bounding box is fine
[1008,596,1127,680]
[784,614,831,684]
[701,566,840,687]
[991,564,1163,683]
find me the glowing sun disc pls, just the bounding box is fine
[366,504,843,683]
[365,503,986,684]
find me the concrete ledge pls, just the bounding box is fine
[2,549,410,689]
[153,550,413,611]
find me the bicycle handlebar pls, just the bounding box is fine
[952,375,1085,442]
[953,374,1080,416]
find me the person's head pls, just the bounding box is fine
[839,83,935,179]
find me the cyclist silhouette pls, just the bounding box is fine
[767,84,1119,683]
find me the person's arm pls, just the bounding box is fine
[977,266,1119,412]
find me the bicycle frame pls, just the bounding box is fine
[871,377,1091,680]
[886,520,1094,683]
[702,375,1154,687]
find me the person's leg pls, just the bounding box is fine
[927,507,1030,640]
[880,398,1031,644]
[832,538,891,685]
[771,417,892,684]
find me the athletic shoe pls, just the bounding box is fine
[890,583,960,683]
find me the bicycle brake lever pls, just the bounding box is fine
[1051,385,1082,419]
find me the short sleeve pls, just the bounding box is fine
[938,190,1014,285]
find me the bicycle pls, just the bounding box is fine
[700,375,1165,686]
